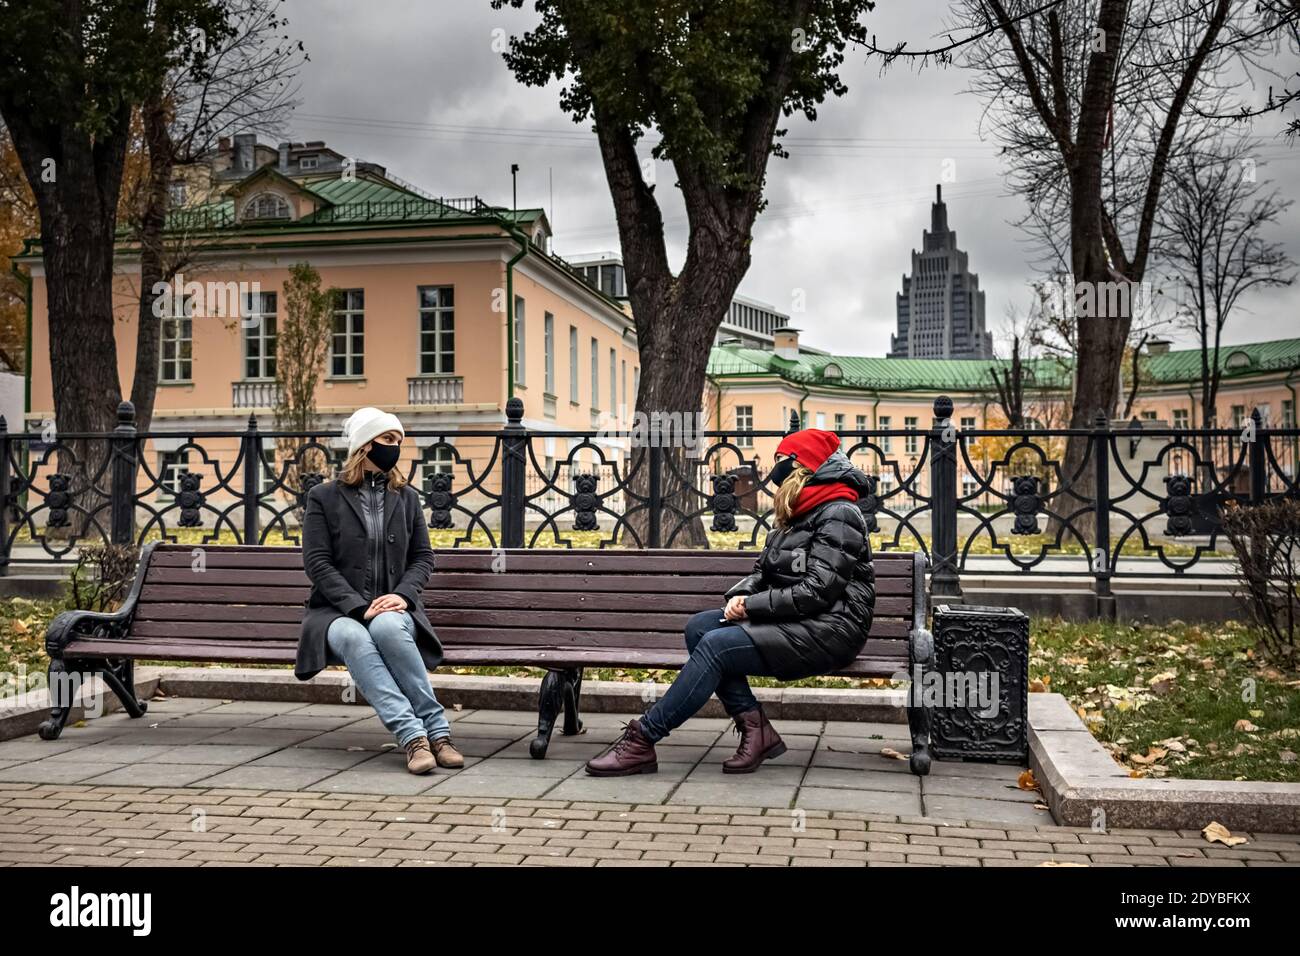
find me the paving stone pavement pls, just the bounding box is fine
[0,699,1295,867]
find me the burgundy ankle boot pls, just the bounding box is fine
[585,718,658,776]
[723,706,786,773]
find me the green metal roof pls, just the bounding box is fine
[708,337,1300,392]
[161,170,546,232]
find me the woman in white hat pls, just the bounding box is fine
[294,406,463,774]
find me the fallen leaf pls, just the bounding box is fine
[1130,747,1168,765]
[880,747,908,761]
[1234,719,1259,733]
[1030,678,1049,693]
[1249,709,1264,718]
[1037,861,1088,867]
[1033,802,1050,810]
[1017,769,1038,791]
[1202,822,1247,847]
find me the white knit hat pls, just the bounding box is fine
[342,406,405,456]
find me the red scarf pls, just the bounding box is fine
[792,481,859,517]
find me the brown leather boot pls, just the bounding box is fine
[585,719,658,777]
[431,736,464,769]
[404,736,436,775]
[722,706,786,773]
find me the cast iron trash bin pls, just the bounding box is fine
[921,604,1030,765]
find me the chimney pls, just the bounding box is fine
[278,142,291,172]
[1146,337,1171,355]
[234,133,256,172]
[773,327,800,361]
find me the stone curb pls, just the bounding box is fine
[1029,693,1300,833]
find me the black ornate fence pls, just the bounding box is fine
[2,396,1296,602]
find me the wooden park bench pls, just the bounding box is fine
[40,543,937,773]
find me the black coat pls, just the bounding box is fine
[296,478,441,680]
[726,451,875,680]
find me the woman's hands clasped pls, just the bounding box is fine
[364,593,408,620]
[723,595,748,621]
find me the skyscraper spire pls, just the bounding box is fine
[889,184,992,360]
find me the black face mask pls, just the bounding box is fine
[769,457,797,486]
[366,441,401,472]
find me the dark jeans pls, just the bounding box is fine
[639,609,777,743]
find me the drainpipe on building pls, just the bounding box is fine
[705,373,723,431]
[10,253,32,420]
[503,226,529,400]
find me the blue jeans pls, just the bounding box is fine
[326,611,450,747]
[639,609,776,743]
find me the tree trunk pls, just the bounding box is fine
[129,92,174,436]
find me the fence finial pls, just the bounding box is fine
[506,396,524,425]
[116,400,135,426]
[932,395,953,419]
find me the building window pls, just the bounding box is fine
[1231,404,1246,428]
[736,406,753,447]
[543,312,555,395]
[960,416,976,430]
[242,192,290,220]
[962,474,978,499]
[569,326,579,403]
[242,291,277,380]
[168,181,187,206]
[418,286,455,375]
[834,413,845,433]
[1172,408,1189,429]
[158,296,193,383]
[905,416,919,455]
[513,297,525,386]
[158,451,188,499]
[621,360,627,413]
[590,338,600,410]
[299,155,318,170]
[855,414,867,431]
[1141,410,1158,421]
[609,348,617,414]
[420,447,455,491]
[1283,400,1295,428]
[879,415,892,452]
[815,412,826,429]
[330,289,364,377]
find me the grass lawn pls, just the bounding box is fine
[1,593,1294,782]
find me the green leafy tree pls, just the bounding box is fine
[492,0,876,545]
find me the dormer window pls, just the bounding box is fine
[242,192,290,221]
[822,363,842,381]
[299,155,318,170]
[1225,350,1252,370]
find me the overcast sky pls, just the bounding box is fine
[277,0,1300,356]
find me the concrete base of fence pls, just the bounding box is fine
[150,666,910,723]
[1029,693,1300,833]
[961,586,1241,622]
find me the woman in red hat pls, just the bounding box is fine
[587,428,875,776]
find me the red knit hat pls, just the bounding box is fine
[774,428,841,473]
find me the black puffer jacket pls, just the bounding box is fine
[725,450,875,680]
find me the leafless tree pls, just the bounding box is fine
[945,0,1294,528]
[1154,135,1295,462]
[125,0,304,433]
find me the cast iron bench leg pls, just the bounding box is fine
[560,668,584,737]
[531,669,565,758]
[38,658,150,741]
[907,627,934,776]
[37,659,76,740]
